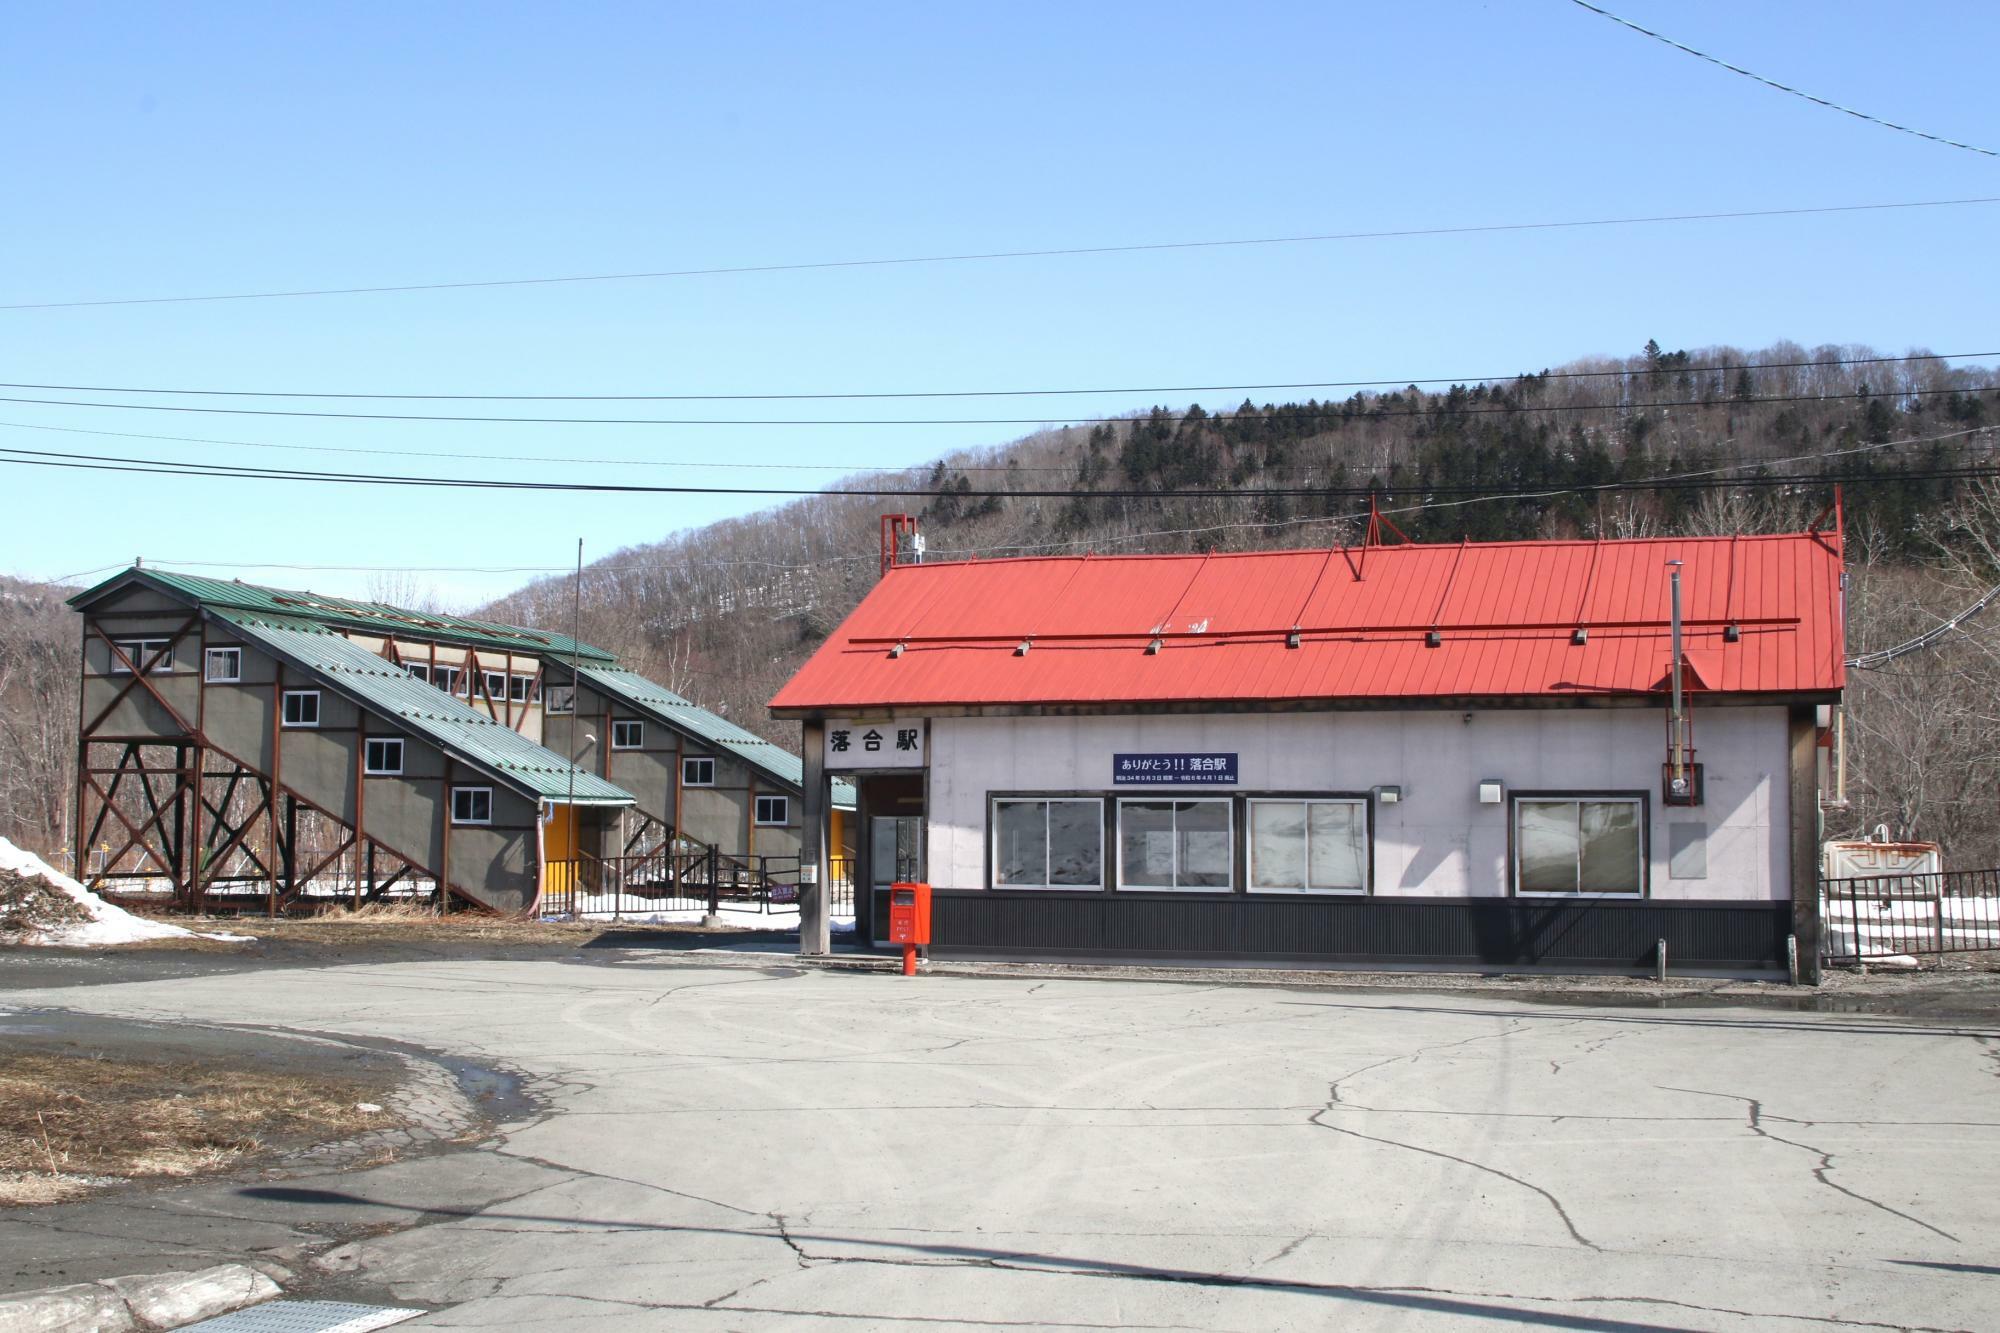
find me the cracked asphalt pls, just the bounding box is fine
[4,951,1998,1330]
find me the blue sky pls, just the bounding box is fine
[2,1,1995,605]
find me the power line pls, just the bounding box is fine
[2,350,1989,403]
[3,439,1994,499]
[0,384,1989,428]
[5,196,1998,312]
[1570,1,1997,158]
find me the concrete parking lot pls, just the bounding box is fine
[4,949,1997,1330]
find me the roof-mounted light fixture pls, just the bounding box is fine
[888,642,905,659]
[1425,630,1442,648]
[1723,624,1741,643]
[1286,628,1302,649]
[1015,638,1032,657]
[1145,637,1164,655]
[1571,627,1588,646]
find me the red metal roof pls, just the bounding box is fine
[769,531,1846,713]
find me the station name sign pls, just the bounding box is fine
[824,719,926,769]
[1112,752,1239,785]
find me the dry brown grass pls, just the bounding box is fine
[186,908,696,945]
[0,1050,396,1206]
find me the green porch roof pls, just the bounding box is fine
[70,567,615,664]
[573,664,856,808]
[213,608,635,805]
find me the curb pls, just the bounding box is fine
[0,1263,280,1332]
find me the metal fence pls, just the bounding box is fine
[539,849,853,923]
[1822,868,2000,962]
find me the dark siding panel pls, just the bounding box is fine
[931,891,1788,970]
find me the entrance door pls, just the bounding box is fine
[870,815,923,946]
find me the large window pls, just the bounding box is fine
[1514,796,1644,896]
[993,797,1103,890]
[510,674,538,704]
[1117,798,1233,891]
[431,665,462,696]
[611,720,644,750]
[110,638,173,675]
[682,756,715,786]
[1248,798,1368,893]
[755,795,790,826]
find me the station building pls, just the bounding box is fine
[772,523,1846,973]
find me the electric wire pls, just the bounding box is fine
[0,384,1989,428]
[1570,1,1997,157]
[1847,583,2000,668]
[6,196,1997,311]
[1,349,1989,402]
[4,439,1994,499]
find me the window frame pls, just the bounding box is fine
[509,674,538,704]
[403,662,430,683]
[1245,793,1374,895]
[109,637,174,675]
[430,665,462,696]
[611,719,644,751]
[544,683,576,715]
[754,794,790,827]
[1509,790,1649,899]
[363,736,405,777]
[682,756,716,787]
[450,785,493,826]
[987,794,1107,891]
[1115,796,1236,893]
[280,689,321,729]
[203,646,242,684]
[481,671,508,701]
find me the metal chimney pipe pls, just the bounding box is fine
[1667,559,1685,791]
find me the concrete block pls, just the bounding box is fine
[0,1281,134,1333]
[102,1264,280,1328]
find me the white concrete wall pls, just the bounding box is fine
[927,707,1788,901]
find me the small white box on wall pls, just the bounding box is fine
[1477,780,1504,805]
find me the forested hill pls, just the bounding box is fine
[482,339,2000,750]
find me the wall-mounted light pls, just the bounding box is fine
[1373,785,1402,804]
[1478,779,1504,805]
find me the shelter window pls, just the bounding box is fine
[510,674,538,703]
[110,638,173,675]
[431,665,461,695]
[364,738,405,776]
[612,720,644,750]
[993,797,1104,890]
[404,663,430,683]
[281,690,321,728]
[544,684,575,714]
[755,795,790,826]
[482,671,507,700]
[1117,799,1233,891]
[1514,796,1645,896]
[1248,798,1368,893]
[203,647,242,683]
[451,786,493,825]
[683,756,716,786]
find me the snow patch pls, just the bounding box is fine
[0,839,250,946]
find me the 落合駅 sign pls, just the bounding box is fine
[1112,753,1238,785]
[824,720,926,768]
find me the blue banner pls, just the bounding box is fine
[1112,753,1239,785]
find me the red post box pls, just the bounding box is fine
[887,881,931,975]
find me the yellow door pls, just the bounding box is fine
[541,804,578,900]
